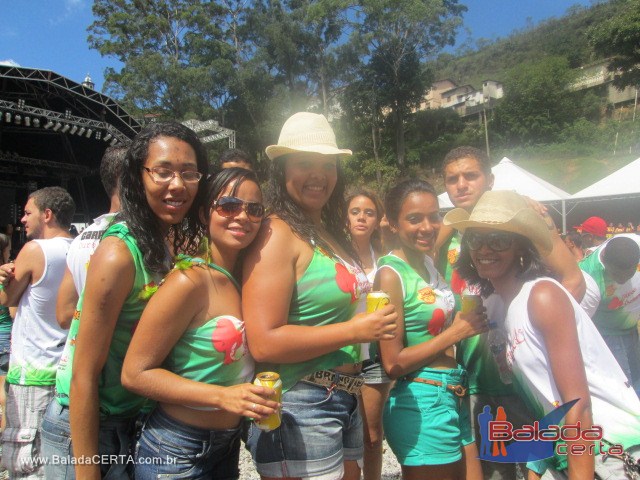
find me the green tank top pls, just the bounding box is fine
[164,257,253,386]
[0,305,11,334]
[377,254,454,376]
[55,222,161,419]
[438,233,515,396]
[257,247,364,392]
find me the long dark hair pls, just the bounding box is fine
[266,155,356,260]
[118,122,208,274]
[455,231,552,297]
[346,189,384,254]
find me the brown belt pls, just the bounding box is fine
[404,376,467,397]
[301,370,365,395]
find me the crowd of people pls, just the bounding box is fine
[0,113,639,480]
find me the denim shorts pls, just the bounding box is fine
[361,359,391,385]
[383,367,473,466]
[41,400,137,479]
[135,407,241,480]
[245,380,363,480]
[0,330,10,376]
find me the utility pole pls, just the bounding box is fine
[483,107,490,159]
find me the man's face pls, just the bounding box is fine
[444,157,494,211]
[21,198,46,240]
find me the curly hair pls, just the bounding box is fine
[455,231,552,297]
[118,122,208,274]
[265,155,356,261]
[345,189,384,254]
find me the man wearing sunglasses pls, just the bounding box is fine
[436,146,586,480]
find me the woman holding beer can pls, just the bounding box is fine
[446,191,640,479]
[375,179,487,480]
[346,189,391,480]
[242,112,398,480]
[122,168,279,479]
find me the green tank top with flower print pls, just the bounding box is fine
[377,254,455,375]
[164,257,254,388]
[256,246,366,392]
[55,222,161,419]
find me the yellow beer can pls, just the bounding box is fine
[461,294,482,314]
[367,291,390,314]
[253,372,282,431]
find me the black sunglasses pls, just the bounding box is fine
[464,231,514,252]
[213,196,265,223]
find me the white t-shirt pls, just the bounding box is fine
[67,213,116,294]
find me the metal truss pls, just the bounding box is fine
[0,150,94,176]
[181,119,236,147]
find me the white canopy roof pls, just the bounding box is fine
[438,157,570,209]
[572,157,640,199]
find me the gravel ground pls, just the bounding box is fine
[238,439,402,480]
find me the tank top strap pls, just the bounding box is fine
[173,254,240,291]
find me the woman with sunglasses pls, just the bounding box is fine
[446,190,640,480]
[122,168,278,478]
[41,122,208,480]
[375,179,487,480]
[242,112,398,480]
[345,189,390,480]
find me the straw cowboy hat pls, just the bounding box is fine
[265,112,352,160]
[443,190,553,256]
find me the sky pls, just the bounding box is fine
[1,0,595,92]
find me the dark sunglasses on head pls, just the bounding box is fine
[464,231,514,252]
[213,196,265,223]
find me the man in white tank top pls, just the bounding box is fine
[0,186,74,479]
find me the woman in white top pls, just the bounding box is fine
[445,190,640,480]
[346,189,389,480]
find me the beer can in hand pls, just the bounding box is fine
[461,293,482,314]
[366,291,390,314]
[253,372,282,431]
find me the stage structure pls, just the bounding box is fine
[0,64,142,225]
[181,119,235,147]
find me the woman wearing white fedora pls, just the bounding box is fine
[242,112,398,480]
[445,190,640,480]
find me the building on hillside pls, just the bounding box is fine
[417,79,504,116]
[421,79,458,110]
[569,60,637,106]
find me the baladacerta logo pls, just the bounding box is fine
[478,399,624,463]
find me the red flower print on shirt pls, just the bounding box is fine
[608,297,623,310]
[212,317,245,364]
[428,308,446,336]
[450,269,466,295]
[335,263,358,303]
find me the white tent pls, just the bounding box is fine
[438,157,570,208]
[572,156,640,199]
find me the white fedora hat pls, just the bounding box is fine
[265,112,352,160]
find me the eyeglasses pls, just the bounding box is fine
[144,167,203,184]
[213,196,265,223]
[464,231,514,252]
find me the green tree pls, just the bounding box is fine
[495,56,576,145]
[349,0,466,168]
[590,0,640,90]
[89,0,233,119]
